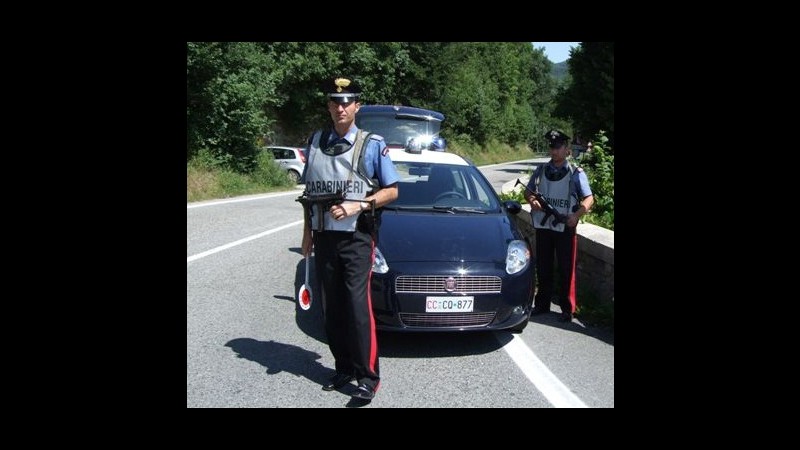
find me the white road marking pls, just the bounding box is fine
[187,190,300,209]
[187,220,304,263]
[500,333,588,408]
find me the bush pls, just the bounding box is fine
[251,150,293,186]
[447,137,536,167]
[579,131,614,230]
[186,148,294,202]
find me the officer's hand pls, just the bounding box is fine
[530,200,542,211]
[330,204,346,220]
[331,203,361,220]
[567,213,579,228]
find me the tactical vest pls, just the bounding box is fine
[304,129,375,232]
[531,163,578,232]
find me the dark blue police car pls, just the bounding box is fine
[356,105,535,332]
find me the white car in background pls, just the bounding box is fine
[265,146,306,184]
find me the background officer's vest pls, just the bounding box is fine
[532,163,578,232]
[305,129,372,232]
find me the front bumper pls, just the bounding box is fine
[370,261,534,332]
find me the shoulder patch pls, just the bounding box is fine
[368,134,384,141]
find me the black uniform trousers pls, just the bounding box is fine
[533,226,578,314]
[312,220,380,391]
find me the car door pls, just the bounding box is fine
[270,148,288,168]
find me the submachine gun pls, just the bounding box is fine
[514,179,568,227]
[296,190,376,231]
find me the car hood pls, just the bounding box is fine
[378,211,514,263]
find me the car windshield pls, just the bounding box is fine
[387,163,500,211]
[356,112,442,147]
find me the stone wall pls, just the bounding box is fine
[574,222,614,303]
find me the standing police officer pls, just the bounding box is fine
[524,130,594,322]
[300,77,399,400]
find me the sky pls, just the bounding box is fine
[532,42,579,64]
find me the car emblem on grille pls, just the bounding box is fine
[444,277,456,292]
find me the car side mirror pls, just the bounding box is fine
[504,200,522,214]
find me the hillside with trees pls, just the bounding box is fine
[187,42,563,169]
[550,61,568,80]
[187,42,614,224]
[553,42,614,149]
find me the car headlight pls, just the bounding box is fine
[372,246,389,274]
[506,240,530,274]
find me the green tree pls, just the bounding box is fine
[437,42,549,146]
[525,44,557,152]
[438,43,500,144]
[259,42,342,145]
[554,42,614,149]
[396,42,447,108]
[580,130,614,230]
[187,42,279,171]
[187,42,569,169]
[260,42,415,145]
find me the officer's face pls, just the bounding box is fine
[549,144,569,164]
[328,100,360,126]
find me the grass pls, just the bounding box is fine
[574,285,614,329]
[187,149,296,202]
[447,138,543,166]
[188,140,548,202]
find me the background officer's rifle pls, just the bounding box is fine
[514,179,567,227]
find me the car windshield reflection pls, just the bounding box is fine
[390,162,499,211]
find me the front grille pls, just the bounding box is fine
[399,312,496,328]
[395,275,502,294]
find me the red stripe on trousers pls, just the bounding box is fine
[366,239,379,391]
[567,233,578,313]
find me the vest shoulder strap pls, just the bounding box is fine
[349,129,376,187]
[351,129,370,165]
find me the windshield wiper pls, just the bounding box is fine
[383,205,439,211]
[384,205,467,214]
[432,206,486,214]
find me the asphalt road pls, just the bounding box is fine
[187,158,614,408]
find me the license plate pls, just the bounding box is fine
[425,296,474,312]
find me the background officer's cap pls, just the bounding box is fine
[325,77,362,104]
[544,129,570,148]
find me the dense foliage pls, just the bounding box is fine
[580,131,614,230]
[553,42,614,149]
[187,42,562,166]
[187,42,280,172]
[187,42,615,229]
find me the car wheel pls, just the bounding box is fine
[509,317,529,333]
[288,170,300,184]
